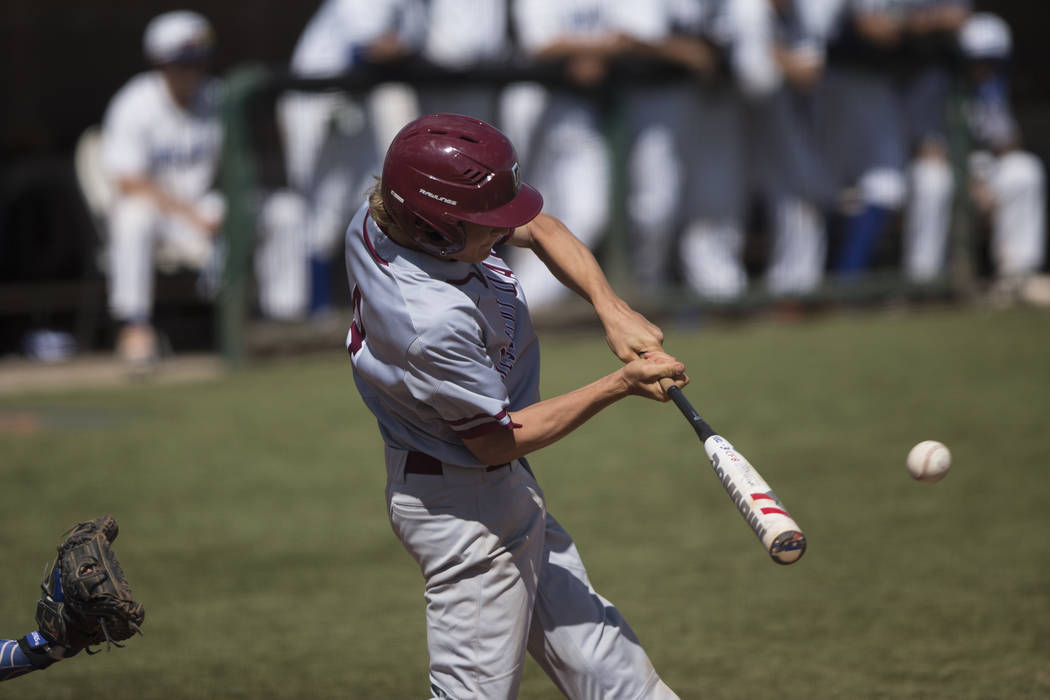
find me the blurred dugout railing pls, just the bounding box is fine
[219,62,976,365]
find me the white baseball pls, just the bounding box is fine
[906,440,952,483]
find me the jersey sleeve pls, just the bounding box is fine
[100,82,150,180]
[404,319,519,440]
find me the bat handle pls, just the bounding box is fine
[659,377,716,442]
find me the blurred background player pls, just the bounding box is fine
[816,0,911,277]
[670,0,835,302]
[897,0,971,283]
[100,11,223,365]
[958,12,1047,305]
[816,0,970,281]
[100,11,308,368]
[674,0,784,301]
[504,0,618,312]
[753,0,836,297]
[607,0,713,300]
[277,0,423,317]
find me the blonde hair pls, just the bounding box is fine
[367,177,395,231]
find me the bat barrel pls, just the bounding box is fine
[659,378,806,565]
[703,435,807,565]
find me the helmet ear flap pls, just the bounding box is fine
[409,214,466,257]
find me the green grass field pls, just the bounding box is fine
[2,306,1048,699]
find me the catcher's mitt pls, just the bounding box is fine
[35,514,145,653]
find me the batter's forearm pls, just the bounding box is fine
[464,372,628,465]
[521,214,621,309]
[514,214,664,362]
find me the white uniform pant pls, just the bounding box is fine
[679,218,747,301]
[765,197,826,296]
[106,189,309,323]
[385,448,677,700]
[627,121,684,294]
[106,192,223,322]
[983,150,1047,278]
[903,155,955,282]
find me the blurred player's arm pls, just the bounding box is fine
[853,6,904,46]
[530,33,630,62]
[530,34,633,87]
[968,152,998,212]
[774,42,824,90]
[642,34,718,77]
[506,213,664,361]
[115,175,220,235]
[101,91,219,236]
[906,1,969,34]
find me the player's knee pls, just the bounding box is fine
[628,129,681,230]
[860,168,906,209]
[108,196,158,242]
[258,189,308,238]
[996,151,1046,197]
[198,191,226,224]
[910,157,954,201]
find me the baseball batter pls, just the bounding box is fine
[345,113,685,698]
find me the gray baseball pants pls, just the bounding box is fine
[385,446,678,699]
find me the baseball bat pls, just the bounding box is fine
[659,377,806,565]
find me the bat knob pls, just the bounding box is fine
[769,530,806,565]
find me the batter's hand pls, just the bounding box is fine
[620,351,688,401]
[598,300,665,363]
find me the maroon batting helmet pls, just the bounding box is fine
[381,113,543,257]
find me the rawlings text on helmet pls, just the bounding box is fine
[419,189,458,206]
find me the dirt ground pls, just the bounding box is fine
[0,353,225,395]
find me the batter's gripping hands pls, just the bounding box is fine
[36,515,145,652]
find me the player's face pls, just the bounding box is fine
[161,60,208,108]
[451,222,511,263]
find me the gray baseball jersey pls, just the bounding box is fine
[344,202,540,467]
